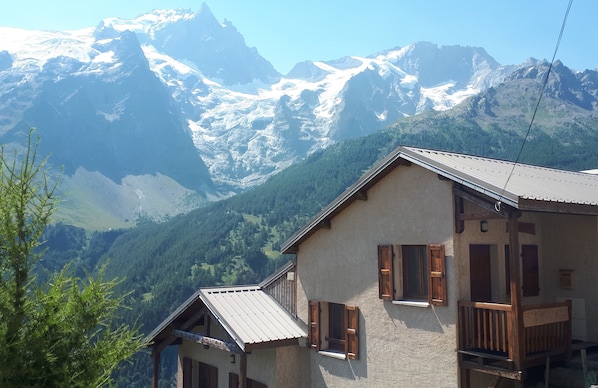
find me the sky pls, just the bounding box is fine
[1,1,596,74]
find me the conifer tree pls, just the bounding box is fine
[0,129,144,387]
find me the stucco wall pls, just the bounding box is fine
[177,322,277,388]
[538,213,598,342]
[276,345,310,388]
[296,164,459,387]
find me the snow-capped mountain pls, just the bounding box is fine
[0,4,513,226]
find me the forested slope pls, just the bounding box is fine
[38,61,598,386]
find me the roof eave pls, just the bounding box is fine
[146,290,202,345]
[518,198,598,216]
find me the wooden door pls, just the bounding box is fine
[469,244,492,301]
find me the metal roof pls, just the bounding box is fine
[281,145,598,253]
[147,284,307,353]
[200,286,306,351]
[401,147,598,209]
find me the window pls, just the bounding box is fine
[308,301,359,360]
[403,245,428,299]
[328,303,345,352]
[378,244,447,306]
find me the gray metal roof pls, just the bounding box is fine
[281,145,598,253]
[200,286,306,351]
[401,147,598,209]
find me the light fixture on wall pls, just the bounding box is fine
[230,354,235,364]
[480,220,489,233]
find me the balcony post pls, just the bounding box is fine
[508,212,525,371]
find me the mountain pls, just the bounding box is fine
[76,58,598,386]
[0,5,513,228]
[100,61,598,346]
[384,59,598,169]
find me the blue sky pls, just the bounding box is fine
[1,1,595,74]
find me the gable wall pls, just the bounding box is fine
[295,163,458,386]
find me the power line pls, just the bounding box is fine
[495,0,573,212]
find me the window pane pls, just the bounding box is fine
[329,303,344,339]
[328,303,345,351]
[403,245,427,299]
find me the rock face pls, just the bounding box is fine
[0,6,520,224]
[9,30,212,191]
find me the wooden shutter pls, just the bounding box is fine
[308,300,320,350]
[522,245,539,297]
[345,305,359,360]
[428,244,447,306]
[378,245,394,300]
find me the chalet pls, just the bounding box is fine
[148,146,598,387]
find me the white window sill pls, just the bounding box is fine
[318,350,346,360]
[391,300,430,308]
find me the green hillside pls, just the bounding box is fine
[39,62,598,386]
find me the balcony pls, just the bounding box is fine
[457,300,572,381]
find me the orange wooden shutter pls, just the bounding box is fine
[378,245,394,300]
[345,305,359,360]
[428,244,447,306]
[308,300,320,350]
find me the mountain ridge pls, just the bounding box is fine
[0,5,588,229]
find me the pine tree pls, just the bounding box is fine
[0,129,144,387]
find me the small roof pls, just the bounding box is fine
[282,146,598,253]
[200,286,306,351]
[147,285,306,353]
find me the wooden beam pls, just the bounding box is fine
[173,330,242,353]
[506,222,536,235]
[453,187,511,219]
[181,308,207,330]
[153,308,208,353]
[507,213,525,371]
[355,190,368,201]
[239,353,247,388]
[458,212,506,221]
[454,194,464,233]
[461,363,523,381]
[318,220,331,229]
[153,334,179,353]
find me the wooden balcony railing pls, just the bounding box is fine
[458,300,572,368]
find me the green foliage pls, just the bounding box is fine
[0,265,143,387]
[0,130,144,388]
[45,78,598,385]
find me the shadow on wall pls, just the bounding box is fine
[382,255,456,333]
[310,314,368,385]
